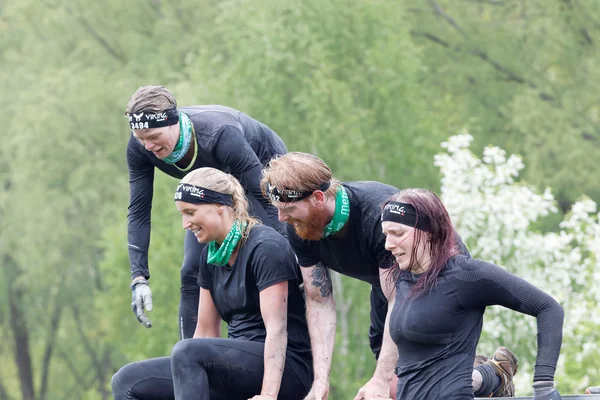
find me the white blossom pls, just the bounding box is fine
[435,131,600,393]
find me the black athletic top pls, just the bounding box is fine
[199,225,312,362]
[126,105,287,279]
[391,255,564,400]
[288,182,398,284]
[288,182,469,286]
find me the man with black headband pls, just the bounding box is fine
[124,85,287,339]
[261,152,518,400]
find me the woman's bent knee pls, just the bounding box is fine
[171,339,216,371]
[111,357,174,400]
[172,338,194,356]
[111,364,133,398]
[171,339,199,367]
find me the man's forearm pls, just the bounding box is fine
[261,327,287,397]
[306,298,337,384]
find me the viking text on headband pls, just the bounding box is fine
[127,107,179,130]
[381,201,431,232]
[174,183,234,207]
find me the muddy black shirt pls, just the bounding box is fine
[391,255,564,400]
[126,105,287,279]
[288,182,398,285]
[288,182,469,285]
[199,225,312,363]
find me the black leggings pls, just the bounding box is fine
[178,194,287,339]
[111,338,312,400]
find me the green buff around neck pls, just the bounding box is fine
[321,186,350,238]
[162,111,192,165]
[207,219,245,266]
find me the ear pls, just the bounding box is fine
[311,190,326,206]
[215,205,224,214]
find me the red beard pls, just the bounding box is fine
[291,205,331,241]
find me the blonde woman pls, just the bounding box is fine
[112,168,312,400]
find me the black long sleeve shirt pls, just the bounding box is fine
[391,255,564,400]
[126,105,287,279]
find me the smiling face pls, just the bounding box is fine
[382,220,431,274]
[133,123,179,159]
[272,196,332,241]
[175,201,229,243]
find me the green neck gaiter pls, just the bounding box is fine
[207,219,245,266]
[162,111,192,165]
[321,186,350,239]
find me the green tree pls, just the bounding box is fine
[1,0,598,398]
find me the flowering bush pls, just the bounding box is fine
[434,131,600,394]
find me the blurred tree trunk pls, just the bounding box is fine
[6,256,35,400]
[39,300,63,400]
[0,380,10,400]
[71,305,111,400]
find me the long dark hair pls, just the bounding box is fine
[384,188,459,298]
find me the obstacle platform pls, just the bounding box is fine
[476,396,600,399]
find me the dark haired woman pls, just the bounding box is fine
[381,188,564,400]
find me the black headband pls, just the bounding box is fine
[127,107,179,130]
[381,201,431,232]
[265,181,331,203]
[174,183,233,207]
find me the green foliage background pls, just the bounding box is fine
[0,0,598,398]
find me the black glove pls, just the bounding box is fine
[131,278,153,328]
[533,381,562,400]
